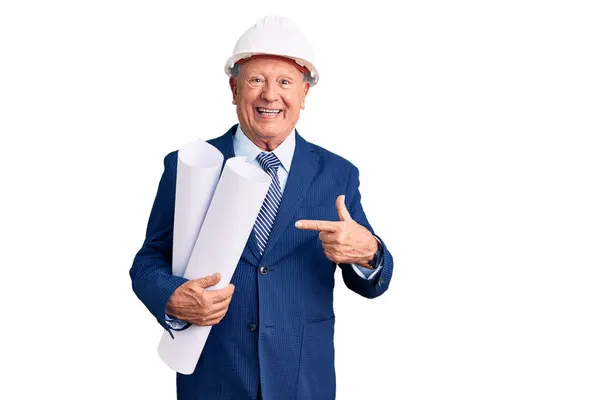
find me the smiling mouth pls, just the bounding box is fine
[255,107,282,116]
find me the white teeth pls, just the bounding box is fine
[257,108,280,114]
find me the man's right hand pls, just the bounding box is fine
[166,272,235,326]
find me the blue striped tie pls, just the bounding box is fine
[254,152,283,255]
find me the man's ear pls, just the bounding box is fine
[229,77,238,104]
[300,82,311,109]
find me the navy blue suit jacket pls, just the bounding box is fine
[130,125,394,399]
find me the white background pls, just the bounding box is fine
[1,1,599,399]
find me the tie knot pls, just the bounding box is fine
[256,152,281,173]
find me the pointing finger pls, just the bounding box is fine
[295,219,338,232]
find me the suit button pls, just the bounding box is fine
[259,265,268,275]
[377,277,385,287]
[248,323,257,332]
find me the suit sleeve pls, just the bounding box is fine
[338,165,394,299]
[129,152,189,337]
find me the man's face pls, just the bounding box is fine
[230,56,310,146]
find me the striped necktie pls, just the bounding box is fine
[253,152,283,255]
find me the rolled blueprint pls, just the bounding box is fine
[172,140,224,277]
[158,156,271,374]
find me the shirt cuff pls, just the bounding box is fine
[165,314,192,331]
[351,264,383,280]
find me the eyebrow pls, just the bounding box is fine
[244,67,300,77]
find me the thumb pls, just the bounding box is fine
[197,272,221,288]
[336,195,353,222]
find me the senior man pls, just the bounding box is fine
[130,16,394,400]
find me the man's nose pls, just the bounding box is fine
[260,81,279,102]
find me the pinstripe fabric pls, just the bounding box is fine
[253,152,283,255]
[130,124,395,400]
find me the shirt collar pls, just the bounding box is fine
[233,124,296,173]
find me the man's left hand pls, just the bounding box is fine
[295,195,378,268]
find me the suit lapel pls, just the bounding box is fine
[209,124,236,169]
[260,131,320,258]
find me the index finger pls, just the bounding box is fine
[208,284,235,304]
[295,219,338,232]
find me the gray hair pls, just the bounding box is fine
[230,62,314,85]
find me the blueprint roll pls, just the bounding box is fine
[172,140,224,277]
[158,156,271,374]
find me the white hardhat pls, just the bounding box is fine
[224,16,319,86]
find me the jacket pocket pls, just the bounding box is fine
[296,316,336,399]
